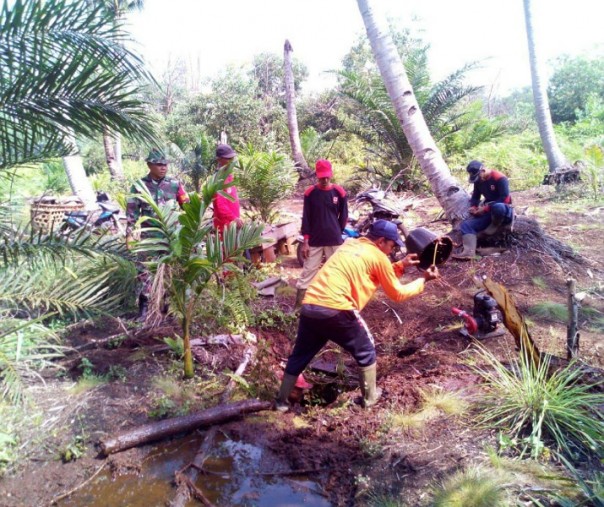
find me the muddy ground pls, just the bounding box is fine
[1,186,603,506]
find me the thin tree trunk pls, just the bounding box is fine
[114,132,123,174]
[356,0,469,226]
[183,310,194,379]
[523,0,568,173]
[283,40,312,180]
[103,128,124,180]
[63,136,97,210]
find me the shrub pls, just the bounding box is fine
[472,345,604,459]
[236,145,297,223]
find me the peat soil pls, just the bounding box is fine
[1,187,603,506]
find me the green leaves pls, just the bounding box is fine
[473,345,604,460]
[236,146,297,223]
[0,0,160,169]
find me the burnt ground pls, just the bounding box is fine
[1,186,603,506]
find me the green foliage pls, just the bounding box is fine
[430,467,506,507]
[548,54,604,124]
[337,25,484,189]
[245,337,279,400]
[473,345,604,459]
[182,68,286,148]
[583,143,604,199]
[548,456,604,507]
[453,131,549,190]
[0,0,159,170]
[132,166,264,377]
[163,336,184,358]
[0,317,64,405]
[252,307,298,335]
[528,302,568,322]
[249,52,308,100]
[0,426,17,475]
[236,146,297,223]
[78,357,95,378]
[60,434,86,463]
[148,395,191,419]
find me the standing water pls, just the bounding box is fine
[63,431,331,506]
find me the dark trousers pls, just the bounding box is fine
[284,310,376,376]
[460,203,513,235]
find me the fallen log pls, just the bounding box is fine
[99,398,271,456]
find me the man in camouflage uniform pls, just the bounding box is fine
[126,149,189,319]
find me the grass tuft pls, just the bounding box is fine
[528,302,567,322]
[430,467,506,507]
[472,345,604,459]
[388,388,468,431]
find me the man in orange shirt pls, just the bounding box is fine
[276,220,440,411]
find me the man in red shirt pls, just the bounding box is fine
[213,143,243,231]
[295,159,348,308]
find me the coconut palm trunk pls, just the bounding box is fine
[103,127,124,180]
[523,0,568,173]
[283,40,313,180]
[355,0,469,224]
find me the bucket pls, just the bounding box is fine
[404,228,453,269]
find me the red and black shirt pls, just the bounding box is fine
[301,184,348,247]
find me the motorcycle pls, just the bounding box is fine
[294,189,406,267]
[61,191,127,236]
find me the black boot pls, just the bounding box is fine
[137,295,148,322]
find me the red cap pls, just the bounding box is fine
[315,159,333,178]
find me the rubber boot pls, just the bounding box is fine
[481,214,504,236]
[358,363,382,408]
[294,288,306,310]
[452,234,477,260]
[137,295,148,322]
[275,373,298,412]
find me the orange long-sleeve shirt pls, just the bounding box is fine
[303,237,425,311]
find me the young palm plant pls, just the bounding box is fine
[132,167,263,378]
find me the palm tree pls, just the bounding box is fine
[283,40,312,179]
[132,167,264,378]
[339,63,482,188]
[355,0,469,223]
[97,0,146,181]
[0,0,159,205]
[522,0,568,173]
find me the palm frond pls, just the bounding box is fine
[0,0,160,170]
[0,315,64,405]
[0,228,132,268]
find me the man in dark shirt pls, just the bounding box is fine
[295,159,348,308]
[453,160,514,260]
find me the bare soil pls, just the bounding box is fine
[1,187,603,506]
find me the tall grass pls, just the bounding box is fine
[472,345,604,459]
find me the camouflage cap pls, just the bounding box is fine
[145,149,170,164]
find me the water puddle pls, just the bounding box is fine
[63,432,331,506]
